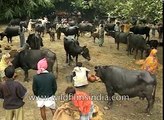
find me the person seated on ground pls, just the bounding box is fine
[72,62,90,87]
[0,53,12,81]
[65,86,94,120]
[141,48,159,77]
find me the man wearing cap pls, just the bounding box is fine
[32,58,57,120]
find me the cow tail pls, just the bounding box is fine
[152,80,157,103]
[54,55,58,79]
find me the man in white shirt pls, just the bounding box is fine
[72,62,90,87]
[114,22,120,32]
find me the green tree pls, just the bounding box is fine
[0,0,54,21]
[0,0,162,23]
[111,0,163,23]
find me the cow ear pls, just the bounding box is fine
[137,73,146,81]
[95,66,100,70]
[83,46,87,49]
[94,66,98,71]
[3,32,7,35]
[80,51,84,55]
[95,66,98,69]
[137,74,142,79]
[104,66,109,69]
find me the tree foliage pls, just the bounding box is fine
[0,0,54,21]
[112,0,163,23]
[0,0,162,23]
[70,0,163,23]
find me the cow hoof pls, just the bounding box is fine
[99,44,102,47]
[146,112,152,116]
[103,106,110,110]
[145,108,152,114]
[139,97,145,100]
[145,111,152,115]
[24,79,29,82]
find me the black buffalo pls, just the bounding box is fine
[58,26,79,39]
[11,49,58,81]
[78,22,96,36]
[104,23,115,32]
[0,26,20,43]
[146,40,159,49]
[8,18,21,26]
[130,26,150,41]
[127,33,150,59]
[107,31,130,50]
[35,23,45,37]
[64,36,90,65]
[26,33,44,49]
[94,65,156,113]
[46,22,57,31]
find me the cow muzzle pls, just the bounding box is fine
[87,57,91,61]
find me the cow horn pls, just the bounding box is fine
[82,46,87,49]
[94,66,98,69]
[95,66,100,70]
[80,51,84,55]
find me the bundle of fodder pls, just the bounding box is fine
[53,102,80,120]
[135,59,145,65]
[53,102,103,120]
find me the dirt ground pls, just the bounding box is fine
[0,25,163,120]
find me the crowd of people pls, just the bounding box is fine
[0,46,159,120]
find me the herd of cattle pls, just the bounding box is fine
[0,17,162,114]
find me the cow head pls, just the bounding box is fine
[0,32,6,40]
[92,28,97,33]
[106,31,115,38]
[94,66,101,77]
[81,46,91,61]
[10,50,20,69]
[144,44,151,57]
[26,33,43,49]
[94,66,111,83]
[94,66,105,83]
